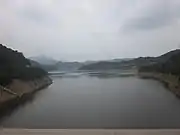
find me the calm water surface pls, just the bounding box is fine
[1,73,180,128]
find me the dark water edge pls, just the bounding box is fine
[0,93,37,123]
[1,73,180,129]
[138,72,180,98]
[0,85,50,123]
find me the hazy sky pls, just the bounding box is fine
[0,0,180,61]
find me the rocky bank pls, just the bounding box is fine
[138,72,180,98]
[0,76,52,106]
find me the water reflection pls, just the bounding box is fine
[0,89,43,123]
[1,72,180,128]
[50,70,136,79]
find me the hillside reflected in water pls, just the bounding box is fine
[1,72,180,129]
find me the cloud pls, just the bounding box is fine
[17,6,52,23]
[122,0,180,31]
[20,2,60,26]
[0,0,180,61]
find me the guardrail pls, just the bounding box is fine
[1,129,180,135]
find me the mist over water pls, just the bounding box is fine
[1,72,180,129]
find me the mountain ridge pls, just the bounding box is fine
[0,44,49,86]
[79,49,180,73]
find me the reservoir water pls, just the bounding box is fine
[1,72,180,128]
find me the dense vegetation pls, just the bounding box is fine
[79,61,130,70]
[0,44,47,86]
[139,50,180,76]
[79,49,180,77]
[79,57,157,70]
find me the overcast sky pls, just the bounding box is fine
[0,0,180,61]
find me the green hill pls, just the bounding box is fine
[79,49,180,75]
[139,50,180,76]
[0,44,47,86]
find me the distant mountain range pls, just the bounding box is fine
[29,50,180,76]
[29,56,132,72]
[29,56,84,72]
[79,49,180,76]
[55,61,83,71]
[30,55,58,65]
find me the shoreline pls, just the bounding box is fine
[138,72,180,98]
[0,76,52,108]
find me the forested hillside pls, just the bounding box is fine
[139,50,180,76]
[0,44,47,86]
[79,49,180,77]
